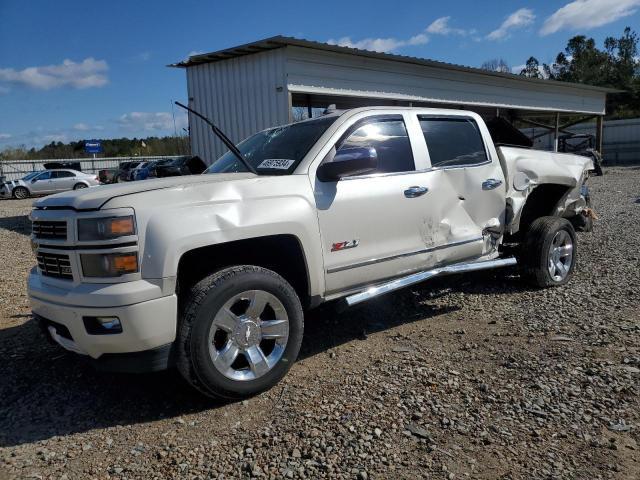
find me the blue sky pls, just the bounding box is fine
[1,0,639,150]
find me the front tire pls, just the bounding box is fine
[12,186,29,199]
[177,266,304,400]
[521,216,577,288]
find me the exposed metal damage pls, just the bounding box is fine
[498,146,594,235]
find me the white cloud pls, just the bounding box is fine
[72,123,104,132]
[0,133,12,140]
[118,111,187,132]
[426,17,472,36]
[540,0,640,35]
[0,58,108,90]
[327,33,429,53]
[487,8,536,40]
[328,17,481,53]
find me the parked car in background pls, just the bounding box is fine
[44,161,82,172]
[132,159,170,180]
[154,156,206,177]
[115,161,141,182]
[129,162,152,181]
[98,168,119,184]
[0,169,99,199]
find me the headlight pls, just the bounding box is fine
[81,252,139,277]
[78,216,135,241]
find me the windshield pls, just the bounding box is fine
[205,116,338,175]
[22,172,40,181]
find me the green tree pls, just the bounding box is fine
[520,57,543,79]
[539,27,640,117]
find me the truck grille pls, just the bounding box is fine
[36,252,73,280]
[32,221,67,240]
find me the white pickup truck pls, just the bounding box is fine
[28,107,593,399]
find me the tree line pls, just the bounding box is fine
[483,27,639,119]
[0,136,191,161]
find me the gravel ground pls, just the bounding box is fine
[0,167,638,479]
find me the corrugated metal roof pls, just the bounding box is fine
[170,35,620,94]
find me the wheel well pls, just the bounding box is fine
[517,184,570,235]
[176,234,310,307]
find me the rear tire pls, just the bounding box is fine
[73,183,88,190]
[521,216,577,288]
[177,265,304,400]
[12,186,29,199]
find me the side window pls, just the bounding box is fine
[419,117,488,168]
[53,171,75,178]
[35,171,52,181]
[337,117,415,174]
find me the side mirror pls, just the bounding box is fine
[317,147,378,182]
[31,179,37,183]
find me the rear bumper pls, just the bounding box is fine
[28,270,178,363]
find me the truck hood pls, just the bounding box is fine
[33,173,256,210]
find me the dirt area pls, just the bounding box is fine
[0,168,638,479]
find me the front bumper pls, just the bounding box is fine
[28,269,178,361]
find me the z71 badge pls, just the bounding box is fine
[331,239,359,252]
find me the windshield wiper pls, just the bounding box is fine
[174,101,257,175]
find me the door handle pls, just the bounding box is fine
[482,178,503,190]
[404,186,429,198]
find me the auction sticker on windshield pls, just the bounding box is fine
[257,159,295,170]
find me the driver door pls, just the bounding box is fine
[313,114,438,294]
[30,171,55,194]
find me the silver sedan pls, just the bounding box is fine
[0,169,100,199]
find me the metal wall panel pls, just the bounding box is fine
[284,47,606,115]
[523,118,640,164]
[186,49,290,162]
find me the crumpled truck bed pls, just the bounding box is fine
[496,146,593,234]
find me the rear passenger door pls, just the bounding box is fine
[417,114,506,257]
[51,170,77,191]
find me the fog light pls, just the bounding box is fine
[83,316,122,335]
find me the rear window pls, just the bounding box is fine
[419,117,488,168]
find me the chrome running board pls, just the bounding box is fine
[344,257,517,307]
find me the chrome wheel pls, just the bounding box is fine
[13,187,28,199]
[208,290,289,381]
[548,230,573,282]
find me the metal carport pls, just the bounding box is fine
[171,36,615,162]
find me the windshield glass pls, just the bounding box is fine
[205,116,338,175]
[22,172,40,181]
